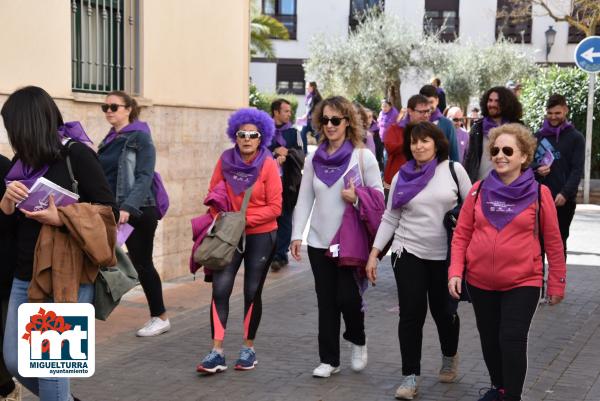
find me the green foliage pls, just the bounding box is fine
[520,66,600,178]
[440,38,537,113]
[249,84,298,121]
[250,14,289,59]
[353,93,383,115]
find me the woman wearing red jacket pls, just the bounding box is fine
[448,123,566,401]
[196,108,282,374]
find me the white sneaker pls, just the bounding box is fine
[350,342,368,372]
[312,363,340,378]
[1,380,22,401]
[135,317,171,337]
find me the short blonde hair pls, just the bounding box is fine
[488,123,537,169]
[312,96,364,148]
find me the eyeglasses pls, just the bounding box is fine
[101,103,127,113]
[452,118,465,122]
[236,130,261,139]
[413,109,431,115]
[490,146,515,157]
[320,116,347,126]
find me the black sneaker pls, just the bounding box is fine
[270,260,282,272]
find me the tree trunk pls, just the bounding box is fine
[386,79,402,111]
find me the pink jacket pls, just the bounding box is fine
[449,181,566,297]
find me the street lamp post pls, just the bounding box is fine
[545,25,557,62]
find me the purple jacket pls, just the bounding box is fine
[190,181,232,275]
[326,187,385,276]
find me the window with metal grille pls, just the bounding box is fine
[349,0,384,32]
[276,61,304,95]
[423,0,459,42]
[262,0,297,40]
[496,0,531,43]
[71,0,140,94]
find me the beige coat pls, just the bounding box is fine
[28,203,117,302]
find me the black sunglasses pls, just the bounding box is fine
[320,116,347,126]
[236,130,261,139]
[452,118,464,122]
[490,146,514,157]
[101,103,127,113]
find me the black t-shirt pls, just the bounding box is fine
[10,142,117,281]
[0,153,16,296]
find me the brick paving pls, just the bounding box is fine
[39,248,599,401]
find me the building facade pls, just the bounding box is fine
[0,0,250,280]
[250,0,590,109]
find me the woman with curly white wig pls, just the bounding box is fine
[196,108,282,374]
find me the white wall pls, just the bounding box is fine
[459,0,497,45]
[250,62,277,93]
[271,0,350,59]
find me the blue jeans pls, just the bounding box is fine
[299,123,312,154]
[3,278,94,401]
[273,207,292,264]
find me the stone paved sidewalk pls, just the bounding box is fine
[53,252,600,401]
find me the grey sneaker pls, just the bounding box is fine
[439,353,459,383]
[395,374,418,400]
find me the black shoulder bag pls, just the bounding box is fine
[444,161,472,302]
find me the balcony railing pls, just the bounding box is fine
[267,13,297,40]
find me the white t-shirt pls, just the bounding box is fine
[292,148,383,249]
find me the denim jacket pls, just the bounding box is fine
[100,131,156,216]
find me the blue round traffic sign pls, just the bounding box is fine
[575,36,600,73]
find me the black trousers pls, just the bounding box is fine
[126,206,166,317]
[308,247,365,367]
[210,231,276,341]
[468,283,540,401]
[392,251,460,376]
[556,199,576,257]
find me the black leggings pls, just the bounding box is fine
[126,206,166,317]
[468,283,540,401]
[210,231,276,341]
[308,246,365,367]
[392,251,460,376]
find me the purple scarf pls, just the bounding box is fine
[429,108,444,123]
[101,120,151,146]
[5,121,93,188]
[220,146,268,195]
[58,121,94,145]
[537,119,573,141]
[273,122,292,147]
[482,116,509,137]
[312,140,354,187]
[481,168,538,231]
[398,114,410,128]
[368,120,379,133]
[378,107,399,128]
[305,92,313,106]
[4,163,48,189]
[392,159,438,209]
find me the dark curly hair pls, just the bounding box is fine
[480,86,522,122]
